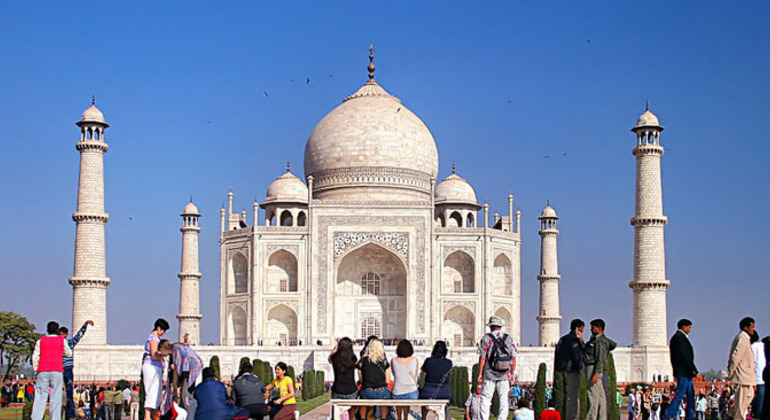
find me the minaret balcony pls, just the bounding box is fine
[628,279,670,290]
[75,141,109,152]
[69,276,111,287]
[630,216,668,226]
[632,144,664,156]
[72,212,109,223]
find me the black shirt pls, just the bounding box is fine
[357,357,389,390]
[331,354,358,395]
[421,357,453,384]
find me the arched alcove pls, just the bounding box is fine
[493,254,513,296]
[443,251,475,293]
[267,250,298,292]
[266,304,297,345]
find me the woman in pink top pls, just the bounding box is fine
[142,318,169,420]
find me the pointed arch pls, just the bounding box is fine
[494,307,512,332]
[442,305,475,347]
[229,252,249,294]
[443,250,475,293]
[448,211,463,227]
[267,250,298,292]
[266,304,297,345]
[493,254,513,296]
[228,306,248,346]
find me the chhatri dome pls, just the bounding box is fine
[434,165,478,205]
[79,97,109,126]
[265,164,309,204]
[539,204,558,219]
[182,200,200,216]
[304,46,439,201]
[634,102,663,129]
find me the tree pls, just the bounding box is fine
[454,366,470,409]
[579,371,588,420]
[209,355,221,381]
[239,357,251,374]
[553,370,566,417]
[0,311,41,382]
[535,363,548,418]
[605,352,619,420]
[287,365,296,382]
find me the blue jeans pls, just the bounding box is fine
[360,387,392,399]
[393,390,419,399]
[32,371,63,420]
[64,368,75,420]
[752,384,764,418]
[331,391,358,399]
[664,377,694,420]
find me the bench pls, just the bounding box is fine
[330,399,451,420]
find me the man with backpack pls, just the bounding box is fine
[477,316,517,420]
[555,319,586,420]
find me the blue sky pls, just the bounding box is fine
[1,2,768,371]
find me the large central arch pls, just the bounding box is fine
[335,243,407,340]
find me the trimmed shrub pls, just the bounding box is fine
[553,370,566,417]
[22,402,33,420]
[302,369,316,400]
[287,365,296,382]
[252,359,262,379]
[579,371,588,420]
[316,370,326,395]
[606,352,619,420]
[455,366,470,409]
[239,357,251,374]
[535,363,548,418]
[209,355,221,381]
[264,361,274,384]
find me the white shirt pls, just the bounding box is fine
[751,341,765,384]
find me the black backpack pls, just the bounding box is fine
[486,333,513,373]
[554,335,572,372]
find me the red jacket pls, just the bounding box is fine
[37,336,65,373]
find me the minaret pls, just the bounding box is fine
[70,98,110,345]
[178,200,203,344]
[630,104,669,347]
[537,203,562,346]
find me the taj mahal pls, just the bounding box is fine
[68,49,673,383]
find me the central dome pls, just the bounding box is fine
[304,79,439,201]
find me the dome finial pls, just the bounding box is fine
[547,198,550,206]
[91,95,95,106]
[451,161,456,174]
[286,159,291,172]
[645,100,649,111]
[368,44,376,81]
[189,195,193,203]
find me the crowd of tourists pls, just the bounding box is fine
[22,312,770,420]
[553,316,769,420]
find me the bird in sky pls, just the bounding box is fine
[544,155,550,159]
[306,77,311,84]
[263,91,269,98]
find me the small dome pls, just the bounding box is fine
[539,205,558,219]
[182,201,200,215]
[265,171,308,204]
[79,104,109,126]
[636,109,660,126]
[435,173,478,205]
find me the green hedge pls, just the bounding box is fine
[209,355,221,381]
[606,352,619,420]
[535,363,547,418]
[553,370,566,417]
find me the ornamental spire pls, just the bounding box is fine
[368,44,376,81]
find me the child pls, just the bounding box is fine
[465,383,483,420]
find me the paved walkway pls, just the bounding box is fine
[301,401,332,419]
